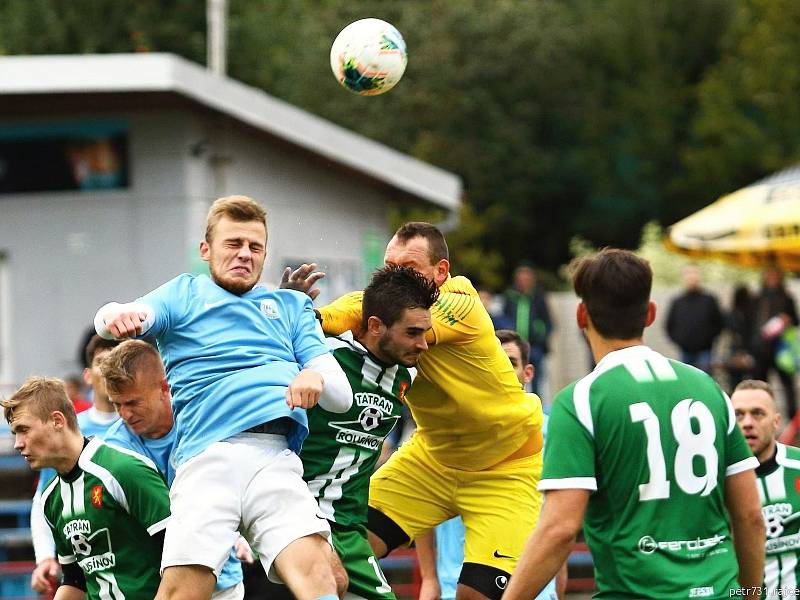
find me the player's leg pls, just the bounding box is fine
[456,453,542,600]
[367,435,455,556]
[240,433,338,599]
[332,524,396,600]
[157,442,255,600]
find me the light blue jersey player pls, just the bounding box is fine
[94,195,352,600]
[101,339,244,598]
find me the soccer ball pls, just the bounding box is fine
[330,18,408,96]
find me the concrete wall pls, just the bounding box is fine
[0,108,398,386]
[0,110,189,385]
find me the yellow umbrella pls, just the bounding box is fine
[666,166,800,271]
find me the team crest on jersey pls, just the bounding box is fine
[260,299,280,319]
[794,477,800,494]
[91,485,103,509]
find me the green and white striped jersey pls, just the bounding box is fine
[541,345,758,599]
[302,332,414,527]
[42,437,170,599]
[757,443,800,599]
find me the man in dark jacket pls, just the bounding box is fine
[502,264,552,396]
[751,265,799,420]
[665,264,724,374]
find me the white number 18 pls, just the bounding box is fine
[629,399,718,501]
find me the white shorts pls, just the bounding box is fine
[211,582,244,600]
[162,433,331,581]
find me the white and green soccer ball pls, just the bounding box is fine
[330,18,408,96]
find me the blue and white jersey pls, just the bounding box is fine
[37,408,119,493]
[137,274,330,465]
[104,420,243,592]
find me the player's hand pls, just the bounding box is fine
[280,263,326,301]
[234,536,254,564]
[286,369,324,410]
[417,576,442,600]
[104,310,149,339]
[31,557,60,594]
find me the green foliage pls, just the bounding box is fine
[0,0,794,281]
[562,221,760,288]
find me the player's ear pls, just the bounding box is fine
[434,259,449,287]
[645,301,657,327]
[199,239,210,262]
[366,315,386,336]
[576,302,588,330]
[523,364,534,385]
[83,367,92,386]
[51,410,67,430]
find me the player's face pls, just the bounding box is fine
[384,236,446,287]
[732,388,780,462]
[200,216,267,295]
[84,348,113,405]
[10,408,59,470]
[109,373,172,439]
[376,307,432,367]
[501,341,533,387]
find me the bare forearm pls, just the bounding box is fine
[503,525,575,600]
[732,517,765,589]
[415,530,439,582]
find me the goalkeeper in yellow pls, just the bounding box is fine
[290,222,544,600]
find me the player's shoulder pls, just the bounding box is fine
[103,420,137,452]
[83,437,159,476]
[778,443,800,468]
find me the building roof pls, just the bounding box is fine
[0,53,461,211]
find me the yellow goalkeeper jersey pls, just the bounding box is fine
[318,275,543,471]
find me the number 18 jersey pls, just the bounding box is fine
[541,345,757,599]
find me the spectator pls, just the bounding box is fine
[724,285,756,391]
[752,266,799,420]
[665,264,724,374]
[478,289,514,331]
[502,264,552,395]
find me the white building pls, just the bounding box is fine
[0,53,462,385]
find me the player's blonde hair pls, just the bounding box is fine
[205,195,267,243]
[1,377,78,431]
[100,340,165,395]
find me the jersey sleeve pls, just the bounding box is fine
[539,385,598,491]
[136,275,188,338]
[289,293,331,365]
[117,456,171,536]
[428,291,484,345]
[43,495,77,566]
[319,291,364,336]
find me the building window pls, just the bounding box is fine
[0,120,129,194]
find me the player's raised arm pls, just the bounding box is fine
[94,301,155,340]
[724,469,765,590]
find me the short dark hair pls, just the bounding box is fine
[734,379,774,399]
[85,335,120,368]
[571,248,652,340]
[495,329,531,365]
[361,265,439,331]
[394,222,449,262]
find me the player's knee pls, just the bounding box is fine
[459,562,511,600]
[367,507,409,557]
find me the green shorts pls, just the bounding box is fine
[332,522,397,600]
